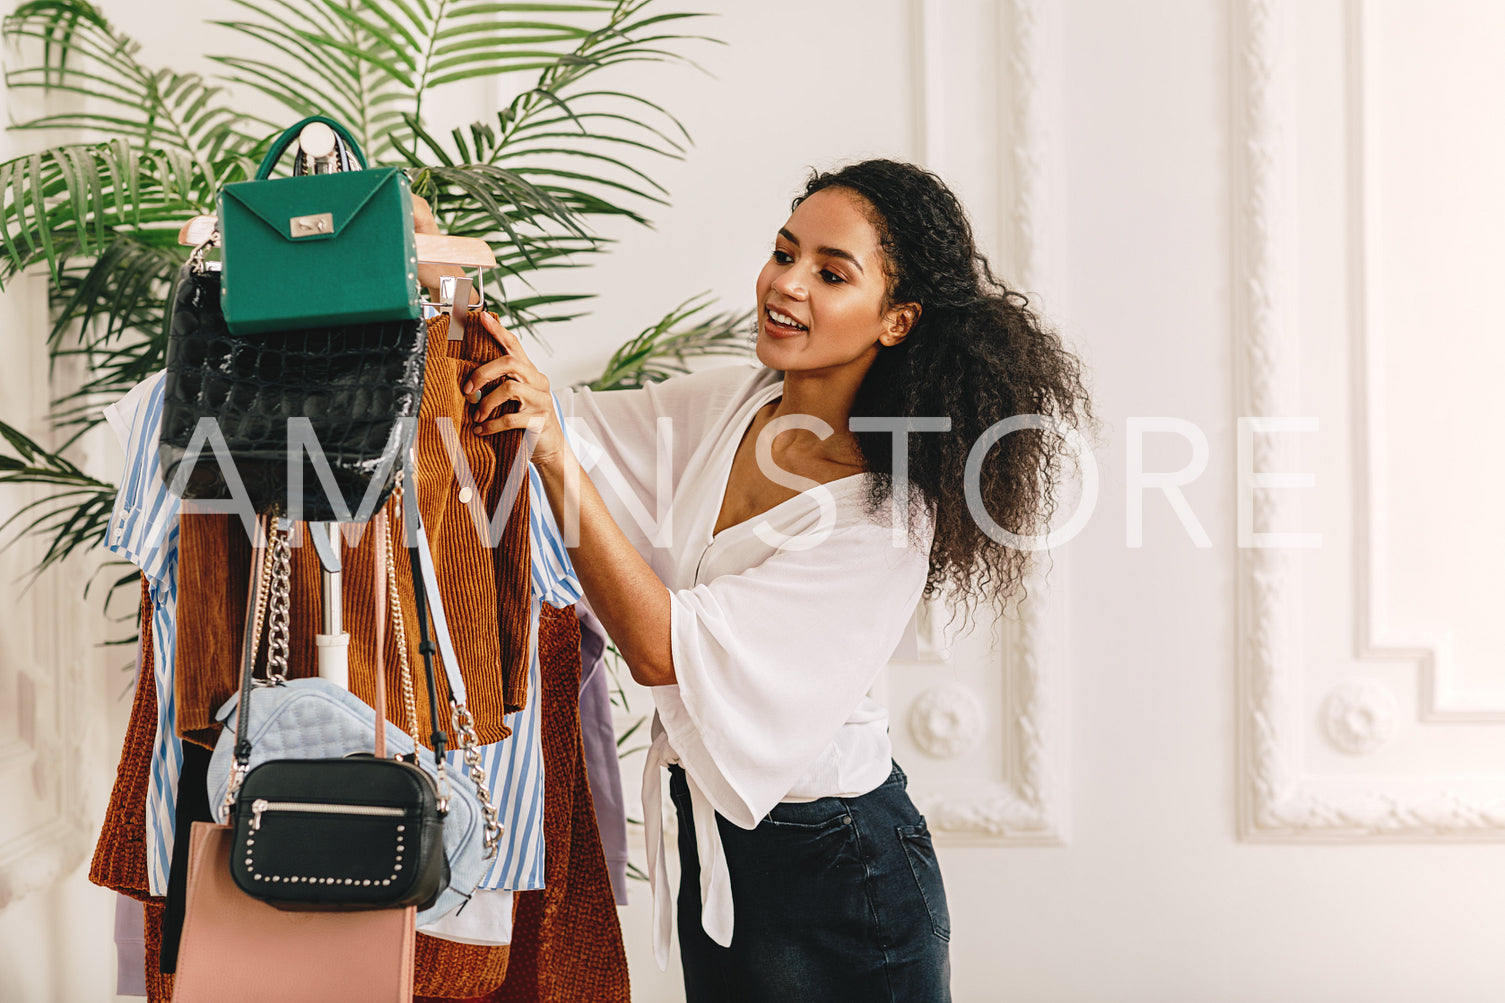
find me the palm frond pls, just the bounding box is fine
[0,419,116,578]
[584,295,755,391]
[210,0,398,157]
[0,0,720,601]
[46,232,181,346]
[4,1,255,160]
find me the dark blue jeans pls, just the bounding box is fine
[670,761,952,1002]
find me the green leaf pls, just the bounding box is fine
[585,295,755,392]
[0,0,721,595]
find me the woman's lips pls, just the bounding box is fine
[763,306,808,339]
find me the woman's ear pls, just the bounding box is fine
[880,303,921,347]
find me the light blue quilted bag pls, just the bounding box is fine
[206,511,500,927]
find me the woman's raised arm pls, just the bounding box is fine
[465,311,677,687]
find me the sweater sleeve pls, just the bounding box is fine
[652,513,930,829]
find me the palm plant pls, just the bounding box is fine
[0,0,752,603]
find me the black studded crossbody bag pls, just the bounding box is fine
[224,513,450,911]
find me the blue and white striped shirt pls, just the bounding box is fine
[473,398,581,890]
[103,371,181,897]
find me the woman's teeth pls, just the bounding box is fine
[766,307,807,330]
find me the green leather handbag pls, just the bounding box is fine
[217,116,421,335]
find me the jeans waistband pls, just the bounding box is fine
[667,760,907,797]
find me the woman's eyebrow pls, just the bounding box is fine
[778,227,865,274]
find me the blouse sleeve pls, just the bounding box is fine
[653,513,930,830]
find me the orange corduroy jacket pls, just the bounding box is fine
[171,312,532,749]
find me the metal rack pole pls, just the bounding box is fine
[298,120,351,690]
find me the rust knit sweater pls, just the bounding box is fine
[88,580,155,901]
[417,604,631,1003]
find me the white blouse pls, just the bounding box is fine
[555,363,931,968]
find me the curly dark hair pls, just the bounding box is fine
[795,160,1098,617]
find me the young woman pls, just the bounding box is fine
[463,160,1095,1002]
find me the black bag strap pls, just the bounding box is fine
[230,522,270,769]
[408,544,450,764]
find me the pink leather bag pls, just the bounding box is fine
[172,821,416,1003]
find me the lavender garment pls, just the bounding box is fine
[577,606,629,905]
[115,892,146,996]
[116,635,147,996]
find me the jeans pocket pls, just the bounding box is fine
[897,819,951,942]
[764,797,852,830]
[733,801,856,879]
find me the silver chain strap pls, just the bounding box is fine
[384,498,423,741]
[452,702,503,857]
[224,515,275,813]
[263,519,294,684]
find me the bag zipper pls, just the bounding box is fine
[250,797,407,831]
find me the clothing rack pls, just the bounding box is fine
[173,121,498,687]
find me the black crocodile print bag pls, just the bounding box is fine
[158,263,427,523]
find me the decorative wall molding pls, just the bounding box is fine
[914,583,1070,845]
[1338,1,1497,724]
[0,571,95,907]
[909,684,987,760]
[0,272,97,907]
[1233,0,1505,840]
[1002,0,1057,296]
[1321,681,1397,756]
[899,0,1069,847]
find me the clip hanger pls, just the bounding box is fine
[442,275,473,341]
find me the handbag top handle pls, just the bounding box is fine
[254,115,369,180]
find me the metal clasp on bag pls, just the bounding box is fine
[289,212,334,238]
[223,760,248,816]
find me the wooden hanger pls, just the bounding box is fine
[176,214,497,269]
[413,232,496,269]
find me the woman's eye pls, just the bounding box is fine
[772,249,793,264]
[820,269,844,284]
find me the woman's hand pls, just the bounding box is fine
[464,312,571,470]
[467,311,677,686]
[411,192,442,236]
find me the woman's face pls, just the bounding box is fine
[754,187,911,377]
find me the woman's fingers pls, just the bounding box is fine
[471,374,547,427]
[410,193,440,235]
[472,408,543,437]
[470,381,566,471]
[463,313,567,468]
[477,312,537,370]
[472,376,527,425]
[467,314,545,397]
[466,355,523,396]
[467,355,526,389]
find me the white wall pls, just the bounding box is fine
[5,1,1505,1000]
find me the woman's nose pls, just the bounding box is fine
[771,268,806,300]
